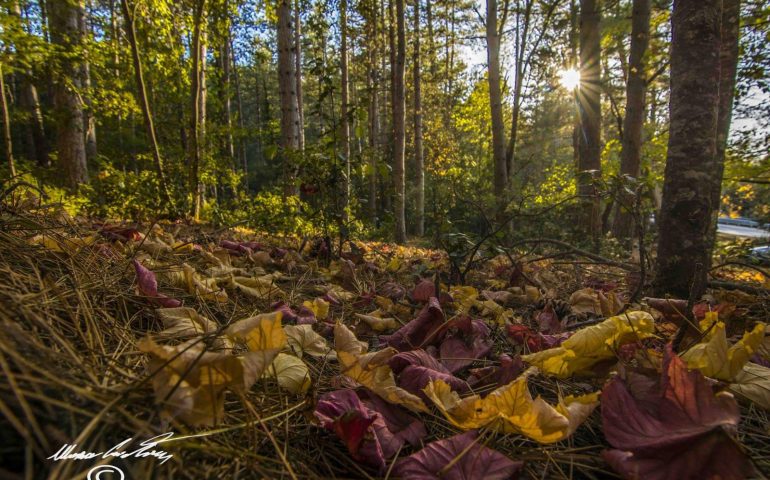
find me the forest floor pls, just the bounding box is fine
[1,198,770,479]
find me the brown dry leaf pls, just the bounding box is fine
[355,313,399,332]
[228,274,284,299]
[167,263,229,303]
[265,353,312,394]
[598,291,624,317]
[156,307,230,350]
[729,362,770,410]
[284,324,330,358]
[569,288,602,315]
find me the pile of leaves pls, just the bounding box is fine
[1,205,770,479]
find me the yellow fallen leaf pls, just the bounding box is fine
[284,324,330,358]
[167,264,228,303]
[265,353,312,394]
[139,337,263,426]
[228,274,284,299]
[355,313,399,332]
[449,285,478,314]
[476,299,514,326]
[302,297,330,320]
[424,377,598,443]
[334,322,427,412]
[729,362,770,410]
[30,234,97,253]
[521,311,656,378]
[225,311,287,355]
[681,314,765,381]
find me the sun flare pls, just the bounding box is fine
[558,68,581,90]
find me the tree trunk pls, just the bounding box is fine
[189,0,206,218]
[231,37,247,175]
[341,0,351,217]
[505,0,533,185]
[578,0,601,249]
[708,0,740,251]
[78,4,97,163]
[486,0,508,213]
[413,0,424,236]
[393,0,407,243]
[367,0,380,224]
[221,25,235,165]
[653,0,723,298]
[120,0,171,205]
[0,63,15,178]
[294,0,305,152]
[277,0,300,196]
[611,0,651,239]
[49,0,88,188]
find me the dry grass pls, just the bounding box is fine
[0,205,768,480]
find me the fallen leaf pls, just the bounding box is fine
[521,311,655,378]
[133,260,182,308]
[729,362,770,410]
[569,288,602,315]
[602,345,755,480]
[411,278,436,303]
[284,324,330,358]
[380,297,447,351]
[156,307,229,350]
[393,431,523,480]
[424,376,598,443]
[265,353,311,394]
[355,313,399,332]
[388,349,469,400]
[302,297,330,320]
[228,274,284,299]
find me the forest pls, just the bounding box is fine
[1,0,770,478]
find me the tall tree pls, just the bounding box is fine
[578,0,601,248]
[486,0,508,213]
[365,0,380,224]
[78,4,97,163]
[294,0,305,151]
[340,0,351,216]
[277,0,300,195]
[611,0,651,239]
[653,0,723,298]
[120,0,171,205]
[393,0,407,243]
[189,0,207,218]
[49,0,88,188]
[0,62,14,177]
[413,0,424,235]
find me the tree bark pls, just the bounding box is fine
[341,0,351,217]
[189,0,207,218]
[367,0,380,224]
[413,0,424,236]
[653,0,723,298]
[294,0,305,152]
[486,0,508,212]
[578,0,601,249]
[277,0,300,196]
[0,63,15,178]
[78,4,97,163]
[612,0,651,239]
[49,0,88,188]
[221,21,235,165]
[393,0,407,243]
[230,36,246,175]
[120,0,171,205]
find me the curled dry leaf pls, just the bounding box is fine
[167,263,228,303]
[334,322,428,412]
[264,353,311,394]
[602,345,755,480]
[393,431,523,480]
[424,376,598,443]
[680,313,765,381]
[380,297,447,351]
[133,259,182,308]
[225,311,287,358]
[156,307,230,350]
[302,297,330,320]
[355,313,399,332]
[729,362,770,410]
[283,324,330,358]
[388,349,469,401]
[228,274,284,299]
[521,311,655,378]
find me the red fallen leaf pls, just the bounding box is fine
[506,324,569,353]
[132,260,182,308]
[220,240,264,256]
[535,303,561,334]
[393,431,523,480]
[467,354,526,391]
[270,247,288,259]
[691,302,736,322]
[100,225,141,242]
[389,350,470,400]
[353,290,376,309]
[602,345,755,480]
[379,281,407,301]
[584,277,618,292]
[411,278,436,303]
[381,297,447,351]
[315,389,426,472]
[439,319,492,373]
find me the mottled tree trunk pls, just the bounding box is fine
[78,4,97,163]
[0,63,15,177]
[653,0,723,298]
[121,0,171,205]
[294,0,305,152]
[486,0,508,210]
[367,0,380,224]
[413,0,424,236]
[708,0,741,250]
[341,0,351,216]
[49,0,88,188]
[277,0,300,196]
[393,0,407,243]
[189,0,206,218]
[612,0,651,239]
[578,0,601,249]
[221,30,234,165]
